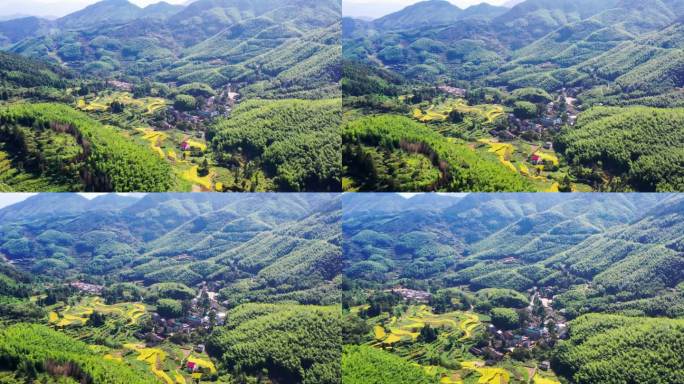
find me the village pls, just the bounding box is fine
[66,278,227,376]
[436,83,579,144]
[104,79,240,131]
[470,286,568,371]
[150,85,240,133]
[143,281,227,343]
[389,284,568,370]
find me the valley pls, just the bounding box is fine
[342,193,684,384]
[0,0,342,192]
[342,0,684,192]
[0,193,342,384]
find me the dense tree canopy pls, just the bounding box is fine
[556,106,684,191]
[0,103,173,192]
[210,99,341,192]
[0,324,158,384]
[553,314,684,384]
[207,303,341,384]
[342,345,436,384]
[343,115,534,192]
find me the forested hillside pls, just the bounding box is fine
[210,99,341,192]
[2,0,341,98]
[208,303,342,384]
[343,193,682,317]
[0,193,342,384]
[556,106,684,191]
[344,0,683,91]
[0,193,341,304]
[0,260,43,323]
[0,51,73,97]
[343,0,684,191]
[0,103,173,192]
[553,314,684,383]
[0,324,159,383]
[342,193,684,384]
[0,0,342,192]
[343,115,533,192]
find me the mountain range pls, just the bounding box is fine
[0,0,341,97]
[343,193,684,318]
[344,0,684,104]
[0,193,341,305]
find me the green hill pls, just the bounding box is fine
[207,303,341,384]
[7,0,341,96]
[0,103,173,192]
[344,0,684,92]
[343,114,534,192]
[342,345,436,384]
[372,0,464,31]
[0,192,342,384]
[556,106,684,191]
[0,323,159,383]
[342,193,684,318]
[553,314,684,383]
[210,98,341,192]
[0,193,341,305]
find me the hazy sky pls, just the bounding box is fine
[0,193,146,209]
[0,0,188,18]
[344,0,514,19]
[399,193,468,199]
[0,0,517,19]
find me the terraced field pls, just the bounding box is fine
[132,128,219,191]
[533,375,561,384]
[137,128,169,159]
[77,92,167,115]
[478,139,517,174]
[121,343,217,384]
[461,361,510,384]
[363,304,563,384]
[373,305,475,347]
[186,355,217,374]
[48,297,147,327]
[181,165,214,191]
[413,99,504,124]
[406,98,587,192]
[459,313,480,340]
[124,344,175,384]
[475,139,564,192]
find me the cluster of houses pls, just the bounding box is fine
[492,88,579,143]
[191,85,239,120]
[382,284,566,372]
[389,287,432,303]
[150,85,240,132]
[469,321,565,368]
[107,80,133,92]
[140,282,227,346]
[69,281,104,295]
[437,85,467,98]
[457,285,568,373]
[470,287,568,367]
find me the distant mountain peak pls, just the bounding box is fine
[503,0,525,7]
[374,0,462,30]
[57,0,143,28]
